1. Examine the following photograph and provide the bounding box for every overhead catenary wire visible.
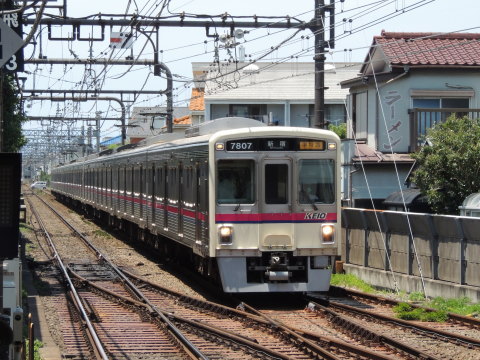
[365,45,428,299]
[23,0,441,146]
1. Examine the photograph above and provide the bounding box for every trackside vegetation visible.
[331,273,480,321]
[411,115,480,214]
[1,74,28,152]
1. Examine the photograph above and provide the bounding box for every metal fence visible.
[342,208,480,287]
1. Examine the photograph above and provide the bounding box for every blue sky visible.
[22,0,480,137]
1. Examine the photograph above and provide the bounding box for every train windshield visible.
[217,160,255,204]
[298,159,335,204]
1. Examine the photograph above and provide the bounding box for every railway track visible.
[304,289,480,359]
[26,192,389,359]
[26,192,480,359]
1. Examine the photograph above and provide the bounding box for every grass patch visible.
[25,242,36,254]
[22,287,28,300]
[94,229,111,238]
[393,302,448,322]
[25,339,43,360]
[330,273,479,320]
[330,273,376,293]
[427,297,480,317]
[20,223,35,234]
[408,291,426,302]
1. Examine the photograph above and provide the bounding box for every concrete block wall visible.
[342,208,480,288]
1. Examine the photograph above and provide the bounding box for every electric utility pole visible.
[24,2,334,131]
[313,0,335,129]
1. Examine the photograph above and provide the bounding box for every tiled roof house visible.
[340,31,480,209]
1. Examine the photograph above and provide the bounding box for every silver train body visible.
[51,118,341,292]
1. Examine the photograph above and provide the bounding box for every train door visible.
[119,165,124,214]
[113,164,118,213]
[167,165,178,233]
[147,164,155,227]
[108,166,112,211]
[178,163,184,236]
[181,164,195,242]
[126,165,133,216]
[139,165,144,221]
[98,166,102,205]
[260,159,293,248]
[262,159,291,213]
[161,163,168,230]
[194,163,202,242]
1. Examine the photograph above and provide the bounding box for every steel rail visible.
[306,300,440,360]
[38,194,404,359]
[331,286,480,329]
[69,271,292,360]
[238,302,341,360]
[124,268,402,360]
[40,195,297,359]
[35,194,210,360]
[311,294,480,349]
[26,196,109,360]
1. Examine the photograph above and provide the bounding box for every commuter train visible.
[51,117,341,292]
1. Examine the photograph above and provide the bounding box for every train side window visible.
[265,164,288,204]
[217,160,255,204]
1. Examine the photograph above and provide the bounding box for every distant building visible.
[99,135,123,148]
[126,106,191,143]
[190,61,362,126]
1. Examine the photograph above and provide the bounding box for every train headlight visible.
[321,224,335,244]
[218,225,233,244]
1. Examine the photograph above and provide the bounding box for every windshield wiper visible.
[300,190,318,211]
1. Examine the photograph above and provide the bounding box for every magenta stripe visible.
[216,212,337,223]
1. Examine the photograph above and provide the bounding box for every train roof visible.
[53,117,339,170]
[53,118,266,168]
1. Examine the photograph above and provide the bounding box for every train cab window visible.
[298,159,335,204]
[217,160,255,204]
[265,164,288,204]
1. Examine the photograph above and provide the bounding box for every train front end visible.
[210,127,341,293]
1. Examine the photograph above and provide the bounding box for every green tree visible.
[2,74,28,152]
[411,116,480,214]
[328,122,347,139]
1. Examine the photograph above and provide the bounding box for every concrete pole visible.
[314,0,326,129]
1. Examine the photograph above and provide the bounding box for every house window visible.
[307,104,347,127]
[412,97,470,148]
[412,98,469,109]
[413,97,470,124]
[325,104,347,125]
[352,91,368,139]
[229,104,266,121]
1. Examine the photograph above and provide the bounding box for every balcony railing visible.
[409,108,480,152]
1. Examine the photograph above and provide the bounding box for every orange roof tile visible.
[189,88,205,111]
[173,115,191,125]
